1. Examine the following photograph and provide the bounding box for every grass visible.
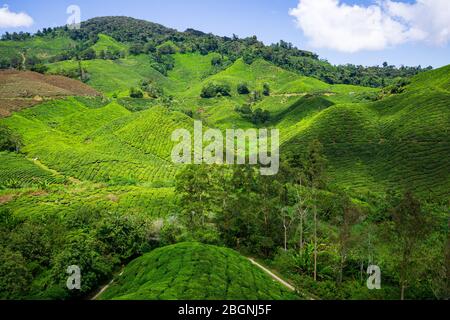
[91,34,128,55]
[99,242,299,300]
[47,55,171,96]
[0,35,76,61]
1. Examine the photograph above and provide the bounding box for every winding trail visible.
[91,269,124,300]
[247,257,317,300]
[247,258,295,291]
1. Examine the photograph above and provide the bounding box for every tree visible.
[263,83,270,96]
[175,165,217,232]
[144,41,157,53]
[303,139,328,281]
[237,82,250,95]
[95,212,149,260]
[211,56,223,67]
[251,108,270,125]
[389,191,432,300]
[334,194,361,284]
[292,188,310,251]
[129,87,144,98]
[280,206,295,251]
[304,139,327,189]
[157,42,177,55]
[129,43,144,55]
[200,83,231,98]
[0,247,32,299]
[80,48,96,60]
[51,231,112,296]
[30,63,49,74]
[0,125,23,152]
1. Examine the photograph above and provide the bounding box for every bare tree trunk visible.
[314,204,317,281]
[283,220,287,251]
[360,261,364,284]
[401,283,405,300]
[299,214,303,250]
[338,255,344,284]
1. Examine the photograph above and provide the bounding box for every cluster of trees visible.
[2,16,430,87]
[0,125,23,152]
[200,82,231,98]
[129,87,144,99]
[140,79,164,98]
[45,16,428,88]
[0,206,155,299]
[168,140,447,300]
[128,79,166,99]
[1,32,32,41]
[235,104,271,125]
[0,54,48,73]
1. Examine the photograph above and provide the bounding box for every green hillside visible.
[0,16,448,301]
[280,66,450,197]
[91,34,128,55]
[99,242,298,300]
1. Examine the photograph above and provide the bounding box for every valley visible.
[0,16,448,301]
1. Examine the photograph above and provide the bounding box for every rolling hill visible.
[98,242,298,300]
[0,16,448,301]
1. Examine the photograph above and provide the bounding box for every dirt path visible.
[91,269,124,300]
[29,158,81,184]
[247,258,296,291]
[248,258,317,300]
[20,52,26,70]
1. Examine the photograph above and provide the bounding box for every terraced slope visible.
[281,66,450,197]
[99,242,298,300]
[2,57,448,198]
[1,100,189,184]
[0,35,75,61]
[47,55,171,96]
[0,152,64,189]
[92,34,128,55]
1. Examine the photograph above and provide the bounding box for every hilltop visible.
[98,242,298,300]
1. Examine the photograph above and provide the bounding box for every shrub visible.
[263,83,270,96]
[157,42,177,55]
[30,63,49,74]
[200,83,231,98]
[237,82,250,95]
[129,43,144,55]
[211,56,223,67]
[0,125,23,152]
[129,87,144,98]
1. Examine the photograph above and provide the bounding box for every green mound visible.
[99,242,298,300]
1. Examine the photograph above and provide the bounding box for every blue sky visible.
[1,0,449,68]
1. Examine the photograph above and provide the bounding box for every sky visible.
[1,0,449,68]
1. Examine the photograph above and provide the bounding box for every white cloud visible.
[289,0,450,53]
[0,4,34,28]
